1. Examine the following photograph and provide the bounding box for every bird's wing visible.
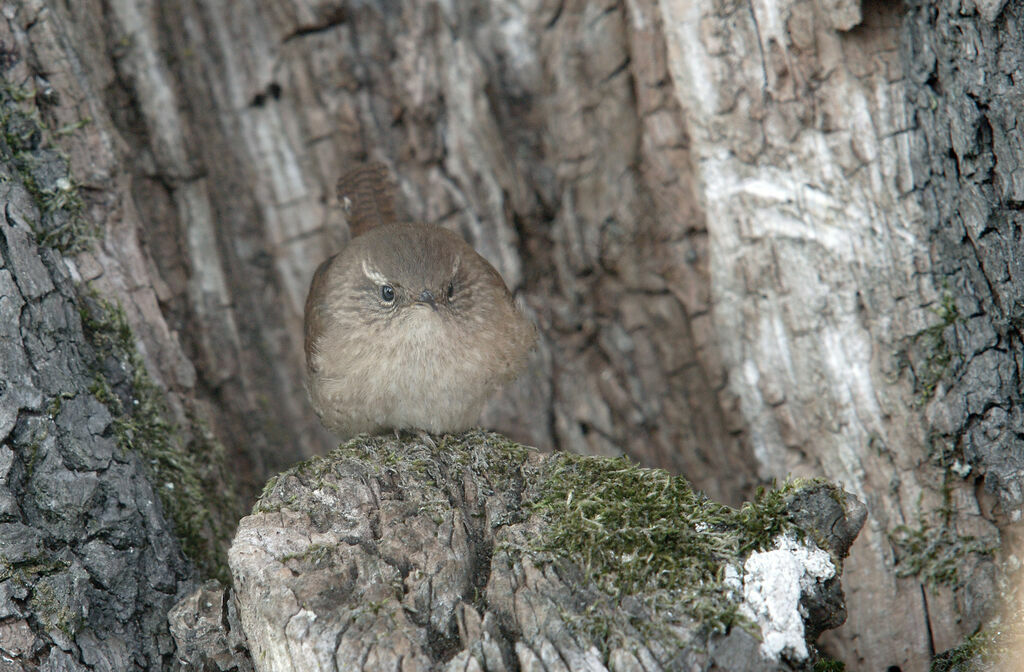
[304,255,336,372]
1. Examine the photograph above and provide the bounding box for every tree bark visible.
[0,123,193,668]
[60,0,760,504]
[656,2,1001,669]
[0,0,1019,670]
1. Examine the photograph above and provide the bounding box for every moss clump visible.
[253,434,837,652]
[896,292,963,403]
[79,288,239,583]
[930,629,1002,671]
[890,511,995,588]
[890,434,996,589]
[529,452,814,634]
[29,576,83,638]
[279,543,333,567]
[0,82,96,253]
[0,555,70,584]
[255,430,533,516]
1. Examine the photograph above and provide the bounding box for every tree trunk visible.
[657,1,1006,669]
[0,0,1018,670]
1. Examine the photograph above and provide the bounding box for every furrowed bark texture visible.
[0,4,237,668]
[902,0,1024,659]
[1,0,1019,671]
[904,3,1024,529]
[0,133,191,668]
[60,0,756,505]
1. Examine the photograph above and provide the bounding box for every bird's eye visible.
[447,281,455,300]
[380,284,395,303]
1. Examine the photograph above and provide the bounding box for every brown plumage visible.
[336,162,398,237]
[303,165,536,438]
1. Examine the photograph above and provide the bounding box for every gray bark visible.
[898,0,1024,662]
[167,580,253,672]
[0,139,191,667]
[904,2,1024,528]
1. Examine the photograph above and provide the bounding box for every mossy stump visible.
[173,432,866,672]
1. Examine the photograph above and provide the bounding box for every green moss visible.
[45,396,62,418]
[3,108,41,150]
[0,555,69,584]
[890,510,995,588]
[279,543,333,567]
[890,433,996,589]
[0,78,96,252]
[29,578,82,638]
[79,287,239,583]
[814,657,846,671]
[0,81,34,103]
[54,118,92,136]
[256,430,532,516]
[23,440,41,479]
[256,473,281,505]
[254,434,831,648]
[930,629,1000,671]
[18,156,92,253]
[528,452,813,635]
[897,292,963,403]
[253,449,329,515]
[887,292,992,593]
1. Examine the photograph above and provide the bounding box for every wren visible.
[303,164,536,439]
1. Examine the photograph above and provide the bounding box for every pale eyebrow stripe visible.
[361,260,390,286]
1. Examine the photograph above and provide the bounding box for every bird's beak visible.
[416,289,437,311]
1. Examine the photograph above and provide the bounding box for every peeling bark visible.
[659,1,1006,669]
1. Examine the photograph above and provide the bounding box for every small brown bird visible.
[304,163,536,439]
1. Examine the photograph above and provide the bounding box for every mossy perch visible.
[172,433,866,672]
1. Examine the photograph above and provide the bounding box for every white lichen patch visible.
[738,534,835,661]
[723,564,743,596]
